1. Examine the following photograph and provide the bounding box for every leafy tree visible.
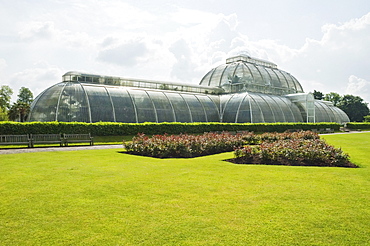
[8,102,30,122]
[0,107,9,121]
[364,115,370,122]
[17,87,34,105]
[313,90,324,100]
[337,95,369,122]
[8,87,34,122]
[324,92,341,106]
[0,85,13,110]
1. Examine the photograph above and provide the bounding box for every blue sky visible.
[1,0,370,103]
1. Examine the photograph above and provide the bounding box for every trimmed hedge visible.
[346,122,370,130]
[0,121,341,136]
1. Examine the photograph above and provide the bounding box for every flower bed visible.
[123,131,357,167]
[231,138,357,168]
[123,131,253,158]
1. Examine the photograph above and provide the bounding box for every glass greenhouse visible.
[28,54,350,124]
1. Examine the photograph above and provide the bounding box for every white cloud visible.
[346,75,370,103]
[18,21,56,41]
[272,12,370,97]
[97,39,149,67]
[0,58,7,72]
[1,1,369,107]
[171,8,220,26]
[10,63,63,102]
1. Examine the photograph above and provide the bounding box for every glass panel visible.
[253,94,275,122]
[248,95,264,123]
[166,93,191,122]
[57,83,90,122]
[199,69,214,86]
[85,85,113,122]
[106,87,136,123]
[222,94,244,123]
[220,64,238,89]
[266,95,286,122]
[264,68,282,93]
[180,94,206,122]
[255,66,272,86]
[244,63,264,86]
[315,101,332,122]
[208,64,227,87]
[274,70,289,89]
[314,102,326,122]
[235,94,251,123]
[291,76,304,93]
[271,96,295,122]
[29,83,64,122]
[148,91,175,122]
[127,90,156,123]
[281,71,297,93]
[283,97,303,122]
[332,106,350,123]
[196,95,220,122]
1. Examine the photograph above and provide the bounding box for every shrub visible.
[346,122,370,130]
[124,131,251,158]
[0,121,341,136]
[232,137,357,168]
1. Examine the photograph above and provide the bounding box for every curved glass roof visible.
[220,92,304,123]
[29,82,220,123]
[29,81,349,124]
[199,54,304,95]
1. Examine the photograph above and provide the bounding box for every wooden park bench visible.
[318,128,334,134]
[0,134,32,147]
[63,133,93,146]
[30,134,63,147]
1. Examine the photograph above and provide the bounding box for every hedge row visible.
[346,122,370,130]
[0,121,341,136]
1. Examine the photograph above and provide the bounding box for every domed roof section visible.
[199,54,304,95]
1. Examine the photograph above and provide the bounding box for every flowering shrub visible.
[124,130,356,167]
[259,131,320,143]
[123,131,251,158]
[233,138,357,168]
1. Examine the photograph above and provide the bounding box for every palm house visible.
[28,54,350,124]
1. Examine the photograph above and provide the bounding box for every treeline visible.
[0,121,343,136]
[0,85,33,122]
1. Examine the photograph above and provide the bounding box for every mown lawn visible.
[0,132,369,245]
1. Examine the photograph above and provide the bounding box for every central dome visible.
[199,54,304,95]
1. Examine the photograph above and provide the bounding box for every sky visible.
[1,0,370,103]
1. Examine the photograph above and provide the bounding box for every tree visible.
[364,115,370,122]
[17,87,33,105]
[8,102,31,122]
[337,95,369,122]
[313,90,324,100]
[324,92,341,106]
[0,107,9,121]
[8,87,34,122]
[0,85,13,110]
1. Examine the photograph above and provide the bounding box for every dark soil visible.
[225,156,359,168]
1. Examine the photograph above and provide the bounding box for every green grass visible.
[1,133,370,245]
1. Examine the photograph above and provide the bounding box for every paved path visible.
[0,144,123,155]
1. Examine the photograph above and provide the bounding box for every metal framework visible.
[29,54,350,124]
